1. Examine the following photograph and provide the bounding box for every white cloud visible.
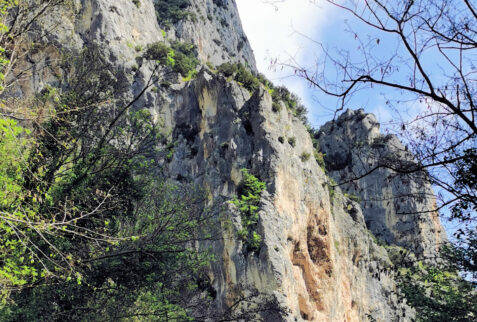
[236,0,333,117]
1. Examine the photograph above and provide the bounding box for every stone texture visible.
[13,0,449,320]
[317,109,447,258]
[165,0,257,70]
[155,72,414,321]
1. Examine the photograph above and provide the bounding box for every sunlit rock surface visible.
[15,0,449,320]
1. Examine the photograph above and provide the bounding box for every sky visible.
[235,0,467,237]
[235,0,417,128]
[236,0,337,126]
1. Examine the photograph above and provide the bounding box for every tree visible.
[281,0,476,319]
[0,0,67,93]
[0,2,217,314]
[0,2,288,319]
[286,0,476,244]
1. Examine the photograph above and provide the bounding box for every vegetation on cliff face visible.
[215,62,308,123]
[154,0,193,29]
[144,40,199,80]
[0,45,216,319]
[0,3,215,314]
[1,0,474,320]
[231,169,266,252]
[0,2,285,319]
[285,0,476,319]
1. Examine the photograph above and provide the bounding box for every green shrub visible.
[155,0,192,28]
[144,42,172,63]
[217,63,260,93]
[392,245,477,321]
[231,169,266,252]
[171,42,199,78]
[267,86,308,122]
[250,232,262,250]
[288,137,296,147]
[313,149,326,171]
[300,152,311,162]
[217,62,238,77]
[344,193,361,203]
[235,64,260,92]
[170,41,195,56]
[215,63,308,117]
[206,61,216,71]
[173,51,198,77]
[144,41,199,78]
[328,177,337,201]
[257,73,273,89]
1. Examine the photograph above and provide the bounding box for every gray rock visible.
[12,1,449,320]
[318,109,447,258]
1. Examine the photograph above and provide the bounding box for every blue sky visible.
[236,0,426,128]
[235,0,466,237]
[236,0,337,126]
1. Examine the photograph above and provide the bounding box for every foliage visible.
[234,64,260,93]
[313,149,326,171]
[451,148,477,224]
[231,169,266,252]
[217,62,260,93]
[300,152,311,162]
[270,86,307,123]
[1,181,214,321]
[154,0,192,29]
[0,118,35,302]
[390,245,477,322]
[217,62,238,77]
[0,47,214,320]
[145,42,173,64]
[344,193,361,203]
[216,63,308,122]
[144,41,199,78]
[327,177,337,201]
[170,41,199,79]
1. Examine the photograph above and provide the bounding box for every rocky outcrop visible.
[156,71,414,321]
[13,0,447,320]
[317,109,447,258]
[164,0,257,70]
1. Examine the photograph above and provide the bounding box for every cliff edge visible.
[7,0,448,320]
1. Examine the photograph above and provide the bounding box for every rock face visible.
[317,109,447,258]
[162,71,414,321]
[16,0,447,321]
[164,0,257,70]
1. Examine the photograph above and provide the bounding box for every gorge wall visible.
[15,0,447,320]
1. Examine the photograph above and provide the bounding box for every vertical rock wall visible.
[158,73,415,321]
[13,1,447,320]
[318,109,447,258]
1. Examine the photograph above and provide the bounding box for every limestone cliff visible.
[12,0,447,321]
[317,109,447,258]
